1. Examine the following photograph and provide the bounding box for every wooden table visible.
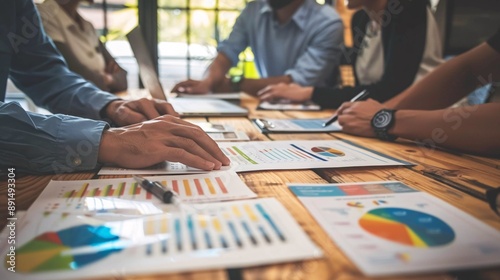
[1,94,500,280]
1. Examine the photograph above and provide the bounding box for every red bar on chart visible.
[194,179,204,195]
[215,177,228,194]
[172,180,179,194]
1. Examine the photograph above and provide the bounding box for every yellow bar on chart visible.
[160,217,168,234]
[76,183,89,199]
[232,206,242,217]
[199,215,208,229]
[144,218,156,235]
[243,204,258,221]
[205,178,216,195]
[212,218,222,232]
[116,182,125,197]
[183,180,192,196]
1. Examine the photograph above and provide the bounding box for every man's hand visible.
[337,99,385,137]
[257,83,313,102]
[98,115,231,171]
[104,98,179,126]
[171,79,212,94]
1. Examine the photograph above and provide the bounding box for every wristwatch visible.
[371,109,397,141]
[230,74,243,92]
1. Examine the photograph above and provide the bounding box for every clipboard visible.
[252,118,342,133]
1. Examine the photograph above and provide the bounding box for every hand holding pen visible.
[133,176,182,205]
[322,90,370,127]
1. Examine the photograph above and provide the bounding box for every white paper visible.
[219,140,410,172]
[289,181,500,276]
[0,198,321,279]
[207,131,250,141]
[99,140,409,175]
[188,121,236,133]
[254,118,341,132]
[177,92,243,100]
[258,100,321,111]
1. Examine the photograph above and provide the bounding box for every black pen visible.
[133,176,181,205]
[322,89,370,127]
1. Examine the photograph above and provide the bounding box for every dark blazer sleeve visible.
[311,0,429,108]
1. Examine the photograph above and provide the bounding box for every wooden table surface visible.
[1,94,499,280]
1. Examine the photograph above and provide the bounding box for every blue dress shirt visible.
[217,0,343,87]
[0,0,119,174]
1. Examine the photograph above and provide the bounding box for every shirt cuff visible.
[284,69,307,86]
[53,117,109,173]
[216,46,240,67]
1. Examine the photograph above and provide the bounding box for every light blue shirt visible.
[0,0,119,174]
[217,0,343,87]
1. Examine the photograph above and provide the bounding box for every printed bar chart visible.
[40,171,256,209]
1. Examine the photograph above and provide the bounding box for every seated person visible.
[336,29,500,157]
[1,0,229,174]
[258,0,443,108]
[171,0,343,95]
[37,0,127,93]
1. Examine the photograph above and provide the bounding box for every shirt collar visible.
[259,0,312,31]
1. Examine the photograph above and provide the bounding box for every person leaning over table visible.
[258,0,443,108]
[171,0,343,96]
[336,28,500,157]
[0,0,230,174]
[37,0,128,93]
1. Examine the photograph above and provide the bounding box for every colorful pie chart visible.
[359,208,455,247]
[12,224,123,273]
[311,146,345,157]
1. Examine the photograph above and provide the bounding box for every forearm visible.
[204,53,233,89]
[390,43,500,110]
[241,76,292,95]
[390,104,500,156]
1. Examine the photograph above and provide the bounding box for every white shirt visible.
[37,0,106,78]
[355,7,443,85]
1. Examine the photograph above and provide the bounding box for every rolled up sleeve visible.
[216,6,250,67]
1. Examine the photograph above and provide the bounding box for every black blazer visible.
[311,0,430,108]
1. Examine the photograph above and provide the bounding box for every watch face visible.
[373,110,393,128]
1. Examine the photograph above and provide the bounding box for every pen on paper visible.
[133,176,182,205]
[322,89,370,127]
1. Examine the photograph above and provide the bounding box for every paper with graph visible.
[220,140,411,172]
[99,140,410,175]
[0,197,321,279]
[289,181,500,276]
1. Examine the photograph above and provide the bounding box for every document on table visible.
[99,140,411,175]
[0,197,321,280]
[34,171,256,205]
[220,140,411,172]
[253,118,341,133]
[289,181,500,276]
[257,100,321,111]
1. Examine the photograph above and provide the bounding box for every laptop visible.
[126,27,248,117]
